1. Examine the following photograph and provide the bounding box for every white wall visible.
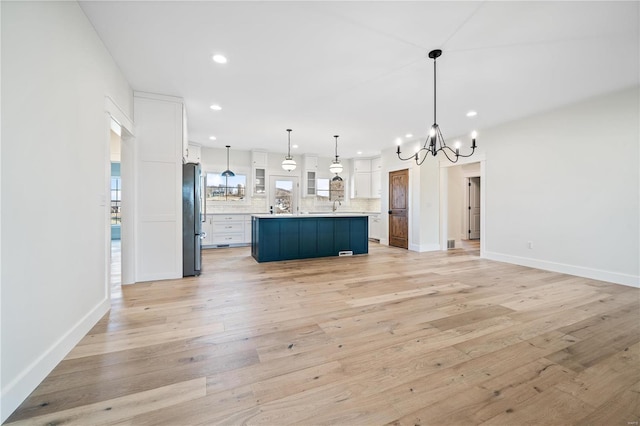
[380,87,639,286]
[482,87,639,286]
[1,2,133,421]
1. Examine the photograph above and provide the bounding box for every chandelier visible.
[397,49,477,165]
[281,129,297,171]
[329,135,343,181]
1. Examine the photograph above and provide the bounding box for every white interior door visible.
[270,176,299,214]
[468,177,481,239]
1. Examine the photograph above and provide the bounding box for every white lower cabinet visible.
[369,214,381,240]
[203,214,251,247]
[244,216,252,244]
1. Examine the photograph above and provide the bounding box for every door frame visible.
[269,174,300,215]
[105,96,135,293]
[439,155,486,256]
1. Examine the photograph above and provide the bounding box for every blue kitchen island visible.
[251,214,368,262]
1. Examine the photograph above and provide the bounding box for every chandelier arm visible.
[397,148,421,162]
[435,127,446,151]
[440,146,459,163]
[456,147,477,158]
[415,148,429,166]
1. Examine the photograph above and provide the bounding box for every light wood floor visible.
[6,243,640,425]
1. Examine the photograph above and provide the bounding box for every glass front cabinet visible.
[252,150,267,196]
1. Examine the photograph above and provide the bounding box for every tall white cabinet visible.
[133,92,186,281]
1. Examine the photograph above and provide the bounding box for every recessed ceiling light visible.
[466,110,477,117]
[405,133,413,138]
[292,144,298,149]
[210,104,222,111]
[209,136,217,140]
[212,54,227,64]
[357,151,363,155]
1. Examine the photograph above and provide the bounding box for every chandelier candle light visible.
[397,49,477,165]
[329,135,343,181]
[281,129,297,172]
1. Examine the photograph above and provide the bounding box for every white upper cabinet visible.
[303,154,318,171]
[371,157,382,198]
[351,157,381,199]
[185,143,201,163]
[252,150,267,167]
[353,158,371,173]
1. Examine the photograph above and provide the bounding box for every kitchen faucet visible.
[332,200,341,212]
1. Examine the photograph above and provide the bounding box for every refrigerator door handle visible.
[199,232,207,239]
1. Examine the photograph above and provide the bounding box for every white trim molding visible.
[484,250,639,288]
[1,298,110,422]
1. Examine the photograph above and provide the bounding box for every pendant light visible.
[329,135,343,180]
[281,129,297,171]
[397,49,477,165]
[221,145,235,177]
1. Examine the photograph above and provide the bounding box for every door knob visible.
[388,210,392,214]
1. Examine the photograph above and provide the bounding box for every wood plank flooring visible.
[5,243,640,425]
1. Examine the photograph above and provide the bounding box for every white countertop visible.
[252,213,369,219]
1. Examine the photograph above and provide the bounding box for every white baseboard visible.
[410,243,441,253]
[484,251,640,288]
[1,298,110,423]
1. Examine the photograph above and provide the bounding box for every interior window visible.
[206,172,247,201]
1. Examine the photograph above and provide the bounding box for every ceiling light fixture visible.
[210,104,222,111]
[209,136,217,140]
[281,129,297,172]
[221,145,235,177]
[329,135,343,181]
[397,49,477,165]
[466,110,477,117]
[212,54,227,64]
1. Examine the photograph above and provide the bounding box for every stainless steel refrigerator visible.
[183,163,203,276]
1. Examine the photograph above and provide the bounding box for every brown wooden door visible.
[389,169,408,249]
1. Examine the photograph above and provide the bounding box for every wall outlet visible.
[528,241,533,249]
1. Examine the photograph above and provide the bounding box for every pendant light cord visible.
[433,56,437,125]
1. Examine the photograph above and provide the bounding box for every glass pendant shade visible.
[282,157,297,171]
[329,161,343,174]
[282,129,297,171]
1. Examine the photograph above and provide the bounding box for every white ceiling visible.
[79,1,639,159]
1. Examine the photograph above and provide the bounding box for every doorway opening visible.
[109,119,122,296]
[441,159,484,256]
